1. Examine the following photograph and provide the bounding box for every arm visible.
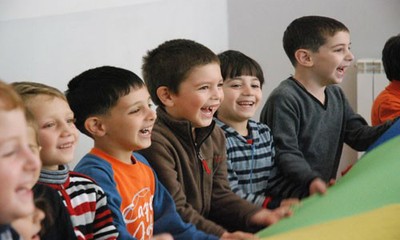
[74,158,134,240]
[261,93,320,187]
[343,93,394,151]
[151,175,219,240]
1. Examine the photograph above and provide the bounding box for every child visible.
[214,50,298,209]
[260,15,396,199]
[371,34,400,125]
[65,65,218,240]
[11,110,76,240]
[12,111,45,240]
[139,39,291,238]
[12,81,118,240]
[0,80,41,239]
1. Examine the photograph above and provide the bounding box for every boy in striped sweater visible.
[12,82,118,240]
[214,50,298,209]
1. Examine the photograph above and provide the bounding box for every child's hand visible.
[280,198,300,208]
[250,206,292,227]
[221,231,258,240]
[309,178,327,195]
[151,233,173,240]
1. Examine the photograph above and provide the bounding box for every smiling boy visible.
[260,15,395,199]
[139,39,291,239]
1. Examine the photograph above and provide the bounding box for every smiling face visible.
[310,31,354,85]
[218,75,262,124]
[167,63,224,128]
[98,86,156,155]
[27,95,79,170]
[0,109,41,224]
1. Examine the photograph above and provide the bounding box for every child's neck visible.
[218,115,249,137]
[294,72,326,104]
[94,142,133,164]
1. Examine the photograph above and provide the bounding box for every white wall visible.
[1,0,399,172]
[227,0,400,175]
[0,0,229,167]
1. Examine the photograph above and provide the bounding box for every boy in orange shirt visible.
[371,34,400,125]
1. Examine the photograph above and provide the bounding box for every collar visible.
[156,106,215,146]
[38,165,69,184]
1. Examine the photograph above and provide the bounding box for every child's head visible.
[283,15,350,67]
[11,204,45,240]
[66,66,156,152]
[382,34,400,82]
[0,80,41,224]
[217,50,264,123]
[143,39,223,128]
[12,82,79,170]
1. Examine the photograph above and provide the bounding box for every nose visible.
[146,106,157,122]
[242,83,253,96]
[23,144,42,173]
[60,121,75,137]
[212,84,224,102]
[346,49,354,62]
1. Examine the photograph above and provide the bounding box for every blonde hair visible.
[0,80,25,111]
[12,81,66,103]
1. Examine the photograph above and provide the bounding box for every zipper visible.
[197,150,211,175]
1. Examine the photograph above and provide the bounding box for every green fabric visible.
[258,135,400,238]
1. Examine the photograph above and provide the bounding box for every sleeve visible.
[74,158,133,240]
[151,174,219,240]
[139,134,227,237]
[261,92,320,186]
[342,93,395,151]
[373,96,400,125]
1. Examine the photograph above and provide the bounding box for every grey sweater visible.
[260,77,393,199]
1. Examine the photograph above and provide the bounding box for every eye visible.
[129,108,140,114]
[251,83,261,89]
[67,118,76,124]
[42,122,56,129]
[0,145,20,158]
[199,85,209,90]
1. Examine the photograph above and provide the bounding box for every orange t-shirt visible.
[90,148,155,239]
[371,80,400,126]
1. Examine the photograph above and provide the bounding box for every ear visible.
[84,116,106,137]
[294,49,314,67]
[156,86,175,107]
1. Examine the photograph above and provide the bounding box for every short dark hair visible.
[382,34,400,81]
[218,50,264,87]
[142,39,219,107]
[65,66,145,137]
[283,15,349,66]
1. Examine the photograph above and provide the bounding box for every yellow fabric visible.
[262,204,400,240]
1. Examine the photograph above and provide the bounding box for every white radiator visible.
[356,59,387,125]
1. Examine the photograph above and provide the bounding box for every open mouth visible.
[139,127,151,136]
[238,101,255,107]
[57,142,74,149]
[337,65,347,74]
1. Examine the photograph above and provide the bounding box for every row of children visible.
[1,15,399,240]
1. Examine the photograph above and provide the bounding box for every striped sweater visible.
[38,165,118,240]
[214,118,281,209]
